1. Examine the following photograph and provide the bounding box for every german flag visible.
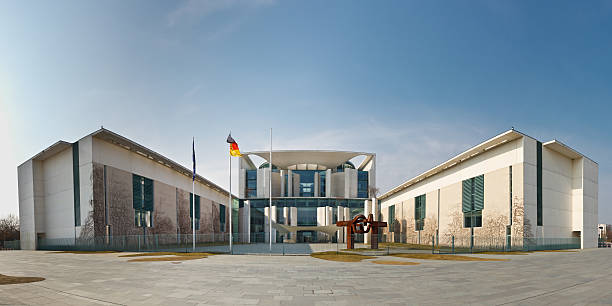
[226,134,242,157]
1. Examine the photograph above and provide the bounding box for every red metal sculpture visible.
[336,214,387,249]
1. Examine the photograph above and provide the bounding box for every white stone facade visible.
[379,130,598,249]
[18,129,230,250]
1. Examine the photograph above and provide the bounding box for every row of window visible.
[387,174,486,231]
[245,169,370,198]
[245,198,367,209]
[250,206,364,233]
[131,174,226,232]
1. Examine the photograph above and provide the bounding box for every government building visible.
[18,128,231,250]
[236,150,376,244]
[379,129,598,249]
[17,128,598,250]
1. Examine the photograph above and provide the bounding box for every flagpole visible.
[269,128,272,253]
[192,137,196,252]
[229,149,233,254]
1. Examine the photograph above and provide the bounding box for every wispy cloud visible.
[268,120,486,194]
[167,0,276,27]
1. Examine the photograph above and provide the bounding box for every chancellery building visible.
[18,128,598,250]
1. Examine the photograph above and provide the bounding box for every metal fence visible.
[1,240,20,250]
[5,232,582,254]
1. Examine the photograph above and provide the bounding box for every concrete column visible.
[372,198,378,221]
[257,169,269,198]
[314,172,320,197]
[283,207,289,225]
[264,206,277,244]
[239,200,251,243]
[317,207,325,226]
[287,170,293,197]
[325,169,332,198]
[326,206,332,226]
[280,170,286,197]
[290,206,298,242]
[239,169,246,198]
[364,200,372,244]
[345,168,358,198]
[337,206,345,243]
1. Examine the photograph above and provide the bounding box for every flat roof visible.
[243,150,374,170]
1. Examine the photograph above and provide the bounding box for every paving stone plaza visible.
[1,249,612,305]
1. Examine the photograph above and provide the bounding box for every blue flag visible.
[192,138,196,181]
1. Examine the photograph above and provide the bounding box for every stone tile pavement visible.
[1,249,611,305]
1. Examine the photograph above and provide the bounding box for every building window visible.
[297,207,317,226]
[246,170,257,198]
[135,210,152,227]
[537,141,543,226]
[319,171,326,197]
[357,171,369,198]
[189,193,201,231]
[72,142,81,226]
[462,175,484,228]
[219,204,226,232]
[463,211,482,228]
[388,205,395,232]
[276,206,285,224]
[294,170,315,197]
[415,194,426,231]
[133,174,154,227]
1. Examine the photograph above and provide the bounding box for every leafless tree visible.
[0,214,19,243]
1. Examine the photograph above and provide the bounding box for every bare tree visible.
[0,214,19,243]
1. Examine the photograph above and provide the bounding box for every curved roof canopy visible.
[244,150,373,170]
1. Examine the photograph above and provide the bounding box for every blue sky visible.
[1,0,610,222]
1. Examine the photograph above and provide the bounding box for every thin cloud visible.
[167,0,276,27]
[269,121,479,194]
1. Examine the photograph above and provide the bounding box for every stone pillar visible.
[287,170,293,197]
[337,206,345,243]
[372,198,378,221]
[239,200,251,243]
[326,169,332,198]
[283,207,289,225]
[264,206,277,244]
[239,169,246,198]
[364,200,372,244]
[280,170,286,197]
[290,206,298,242]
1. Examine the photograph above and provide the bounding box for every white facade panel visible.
[382,138,524,209]
[92,138,227,204]
[41,147,75,239]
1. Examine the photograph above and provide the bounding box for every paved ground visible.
[1,249,611,305]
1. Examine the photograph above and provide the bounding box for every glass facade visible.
[219,204,226,232]
[357,171,368,198]
[246,170,257,198]
[415,194,426,231]
[293,170,315,197]
[247,198,366,209]
[241,156,373,244]
[319,171,326,197]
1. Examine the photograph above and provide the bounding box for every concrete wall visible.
[18,160,43,249]
[41,147,75,240]
[380,135,598,248]
[382,138,524,209]
[582,158,598,248]
[92,137,227,205]
[541,146,573,238]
